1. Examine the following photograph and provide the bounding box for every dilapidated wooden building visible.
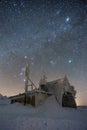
[10,74,77,108]
[9,90,52,106]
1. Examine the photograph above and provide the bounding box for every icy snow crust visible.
[0,96,87,130]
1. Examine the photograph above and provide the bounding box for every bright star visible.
[68,59,72,64]
[24,56,27,59]
[66,17,70,22]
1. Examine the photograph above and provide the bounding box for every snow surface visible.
[0,95,10,105]
[0,95,87,130]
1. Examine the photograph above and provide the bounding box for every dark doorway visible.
[62,92,77,108]
[40,85,48,92]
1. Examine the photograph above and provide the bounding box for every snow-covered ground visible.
[0,95,87,130]
[0,94,10,105]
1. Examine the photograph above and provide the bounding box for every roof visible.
[9,89,52,99]
[46,75,70,86]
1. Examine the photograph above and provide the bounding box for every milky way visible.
[0,0,87,105]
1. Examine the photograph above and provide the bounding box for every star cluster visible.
[0,0,87,105]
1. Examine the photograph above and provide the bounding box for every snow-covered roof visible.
[46,75,70,87]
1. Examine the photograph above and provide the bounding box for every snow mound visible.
[0,95,10,105]
[39,95,60,110]
[0,95,87,130]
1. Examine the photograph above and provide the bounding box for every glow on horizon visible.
[0,83,87,106]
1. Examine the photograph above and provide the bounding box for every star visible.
[19,72,23,76]
[50,60,56,66]
[66,17,70,23]
[56,10,60,15]
[13,3,17,7]
[24,56,28,59]
[68,59,72,64]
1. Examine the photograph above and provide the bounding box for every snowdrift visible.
[0,95,87,130]
[0,94,10,105]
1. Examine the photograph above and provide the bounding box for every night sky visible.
[0,0,87,105]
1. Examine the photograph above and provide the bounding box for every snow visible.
[0,94,10,105]
[0,95,87,130]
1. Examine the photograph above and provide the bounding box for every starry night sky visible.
[0,0,87,105]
